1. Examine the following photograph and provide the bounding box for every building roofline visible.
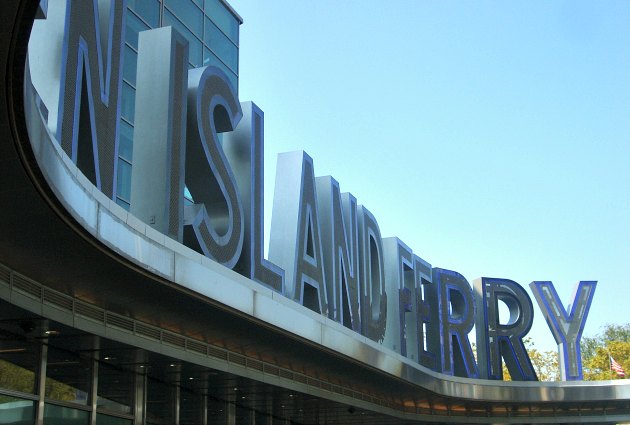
[219,0,243,24]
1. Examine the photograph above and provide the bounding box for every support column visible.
[227,398,236,425]
[35,343,47,425]
[200,392,209,425]
[88,338,100,425]
[133,358,147,425]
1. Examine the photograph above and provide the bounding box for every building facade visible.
[0,1,629,424]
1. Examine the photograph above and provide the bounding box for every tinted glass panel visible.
[0,396,34,425]
[207,399,227,425]
[119,120,133,162]
[0,338,38,395]
[115,198,130,211]
[121,82,135,123]
[146,378,174,424]
[97,361,133,414]
[116,160,132,202]
[123,45,137,86]
[44,404,89,425]
[96,413,133,425]
[125,12,150,50]
[204,18,237,72]
[203,48,237,91]
[45,347,91,405]
[165,0,203,34]
[128,0,160,28]
[179,391,204,425]
[164,10,203,67]
[184,186,194,204]
[204,0,239,44]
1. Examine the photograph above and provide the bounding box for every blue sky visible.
[230,0,630,353]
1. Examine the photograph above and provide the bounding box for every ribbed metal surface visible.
[13,274,41,298]
[279,369,293,380]
[163,332,186,348]
[106,312,134,332]
[75,301,105,321]
[263,364,279,375]
[246,358,264,372]
[43,288,73,310]
[0,264,10,284]
[228,352,247,366]
[207,345,228,361]
[135,322,161,340]
[186,339,207,355]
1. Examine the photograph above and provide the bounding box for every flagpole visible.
[608,352,626,379]
[609,354,614,380]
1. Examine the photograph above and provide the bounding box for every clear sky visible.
[230,0,630,353]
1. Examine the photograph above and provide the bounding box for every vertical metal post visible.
[172,382,181,425]
[200,392,209,425]
[89,344,100,425]
[227,396,236,425]
[35,343,47,425]
[133,364,147,425]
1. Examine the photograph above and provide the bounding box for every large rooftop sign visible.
[28,0,596,381]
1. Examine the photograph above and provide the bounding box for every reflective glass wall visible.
[116,0,241,209]
[0,334,136,425]
[0,336,38,425]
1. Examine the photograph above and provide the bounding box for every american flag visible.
[610,356,625,378]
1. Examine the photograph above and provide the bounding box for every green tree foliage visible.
[474,339,560,382]
[581,323,630,381]
[525,340,559,382]
[502,338,559,382]
[0,358,80,402]
[45,377,77,401]
[0,359,35,400]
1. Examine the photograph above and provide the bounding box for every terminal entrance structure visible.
[1,1,629,424]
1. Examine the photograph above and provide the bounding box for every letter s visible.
[184,66,243,269]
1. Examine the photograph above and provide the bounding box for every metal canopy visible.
[0,1,629,423]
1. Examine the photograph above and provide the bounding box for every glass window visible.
[127,0,160,28]
[45,347,91,405]
[204,18,237,72]
[125,12,150,50]
[206,399,227,425]
[184,186,194,204]
[44,403,89,425]
[123,46,137,87]
[203,48,237,91]
[116,198,130,211]
[164,10,203,67]
[116,160,132,203]
[97,361,133,414]
[0,338,38,395]
[0,396,34,425]
[96,413,133,425]
[146,378,174,424]
[121,82,136,123]
[179,391,204,425]
[165,0,203,35]
[235,404,251,425]
[119,120,133,162]
[204,0,239,45]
